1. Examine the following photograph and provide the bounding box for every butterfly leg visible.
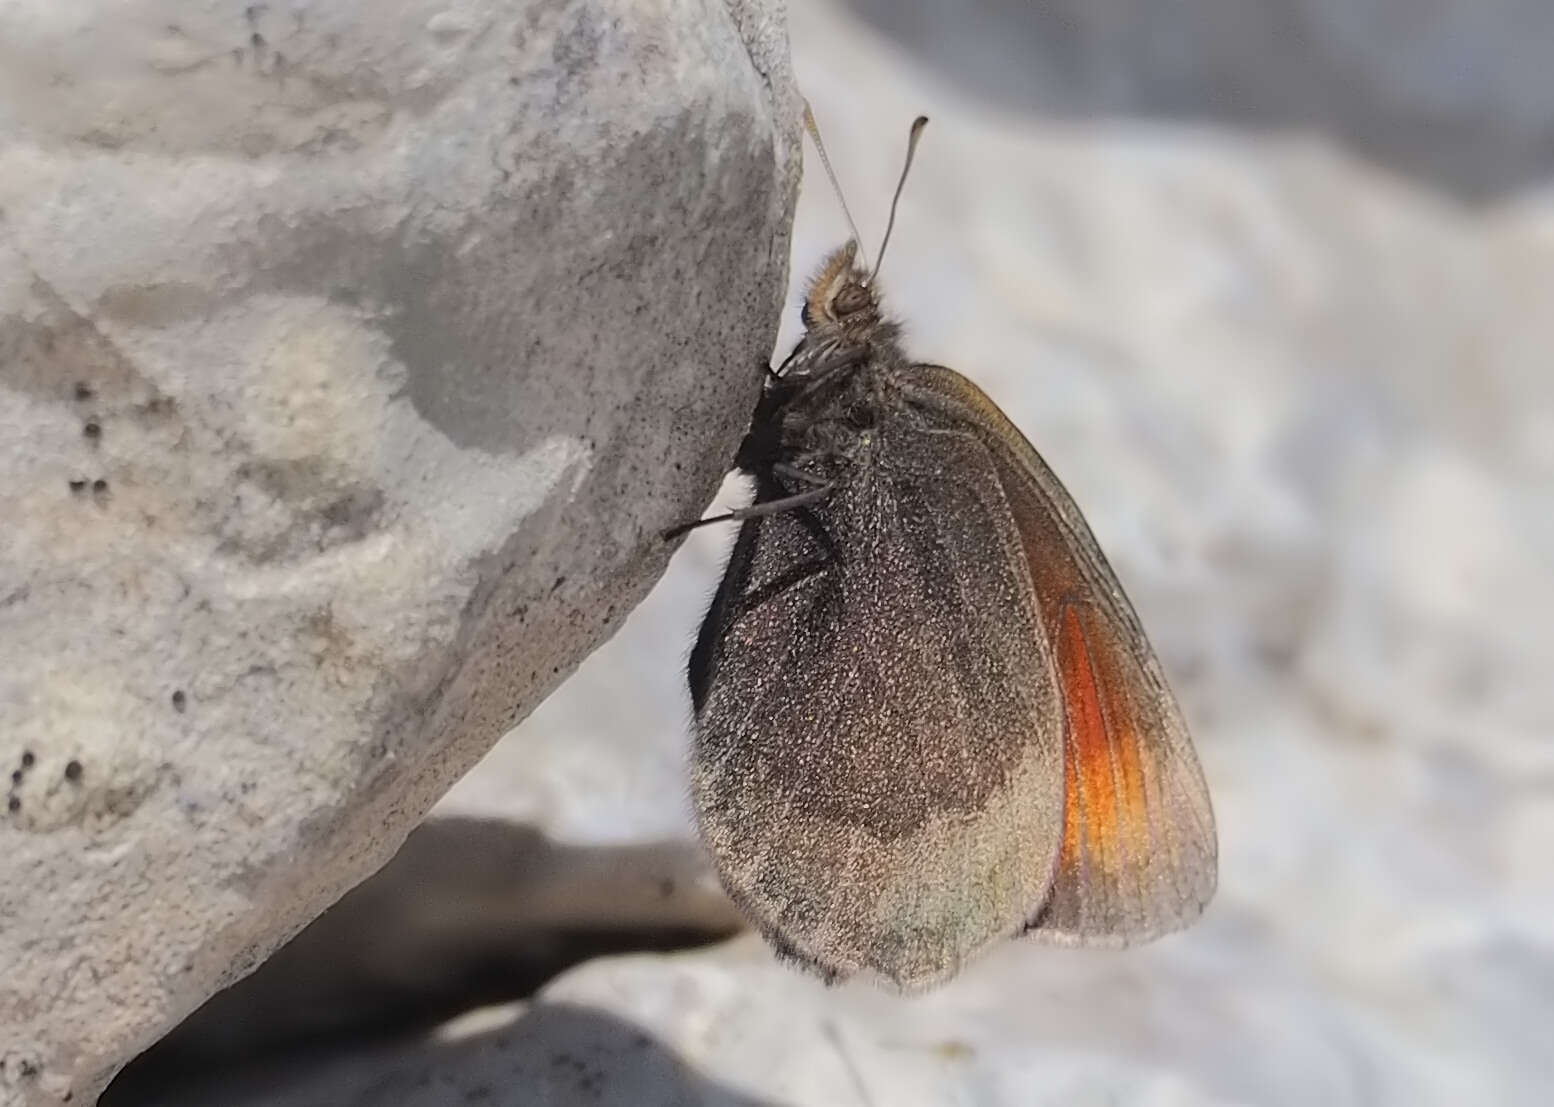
[662,480,835,541]
[662,462,836,541]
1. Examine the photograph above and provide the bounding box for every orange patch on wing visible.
[1054,605,1151,877]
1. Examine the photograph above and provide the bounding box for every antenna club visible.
[870,114,929,284]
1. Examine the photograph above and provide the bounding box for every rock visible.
[842,0,1554,202]
[0,0,799,1102]
[127,1000,786,1107]
[103,823,746,1103]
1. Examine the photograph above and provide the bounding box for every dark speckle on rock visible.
[65,760,84,783]
[172,689,187,712]
[10,769,21,785]
[7,796,19,814]
[83,420,102,440]
[92,479,109,494]
[73,382,94,401]
[68,479,88,494]
[21,750,35,768]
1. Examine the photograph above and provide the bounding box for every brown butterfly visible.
[671,110,1216,991]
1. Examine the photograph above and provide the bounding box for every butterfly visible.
[670,110,1216,991]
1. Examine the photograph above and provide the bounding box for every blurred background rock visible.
[107,0,1554,1104]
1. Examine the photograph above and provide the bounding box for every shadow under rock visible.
[104,820,745,1106]
[843,0,1554,202]
[112,1003,784,1107]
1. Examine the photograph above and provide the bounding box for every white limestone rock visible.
[0,0,799,1102]
[140,992,787,1107]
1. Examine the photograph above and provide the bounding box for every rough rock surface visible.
[102,822,745,1104]
[0,0,799,1103]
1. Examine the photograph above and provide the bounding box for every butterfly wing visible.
[896,363,1217,945]
[689,416,1067,990]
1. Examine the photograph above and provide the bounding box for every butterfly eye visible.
[833,284,870,316]
[800,302,813,327]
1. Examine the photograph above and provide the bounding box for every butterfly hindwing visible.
[897,363,1218,945]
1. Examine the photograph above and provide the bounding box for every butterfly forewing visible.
[897,364,1218,944]
[690,416,1067,990]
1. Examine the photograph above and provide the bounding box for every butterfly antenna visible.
[803,101,869,269]
[870,115,928,284]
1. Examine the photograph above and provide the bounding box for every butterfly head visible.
[801,241,885,341]
[788,111,927,369]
